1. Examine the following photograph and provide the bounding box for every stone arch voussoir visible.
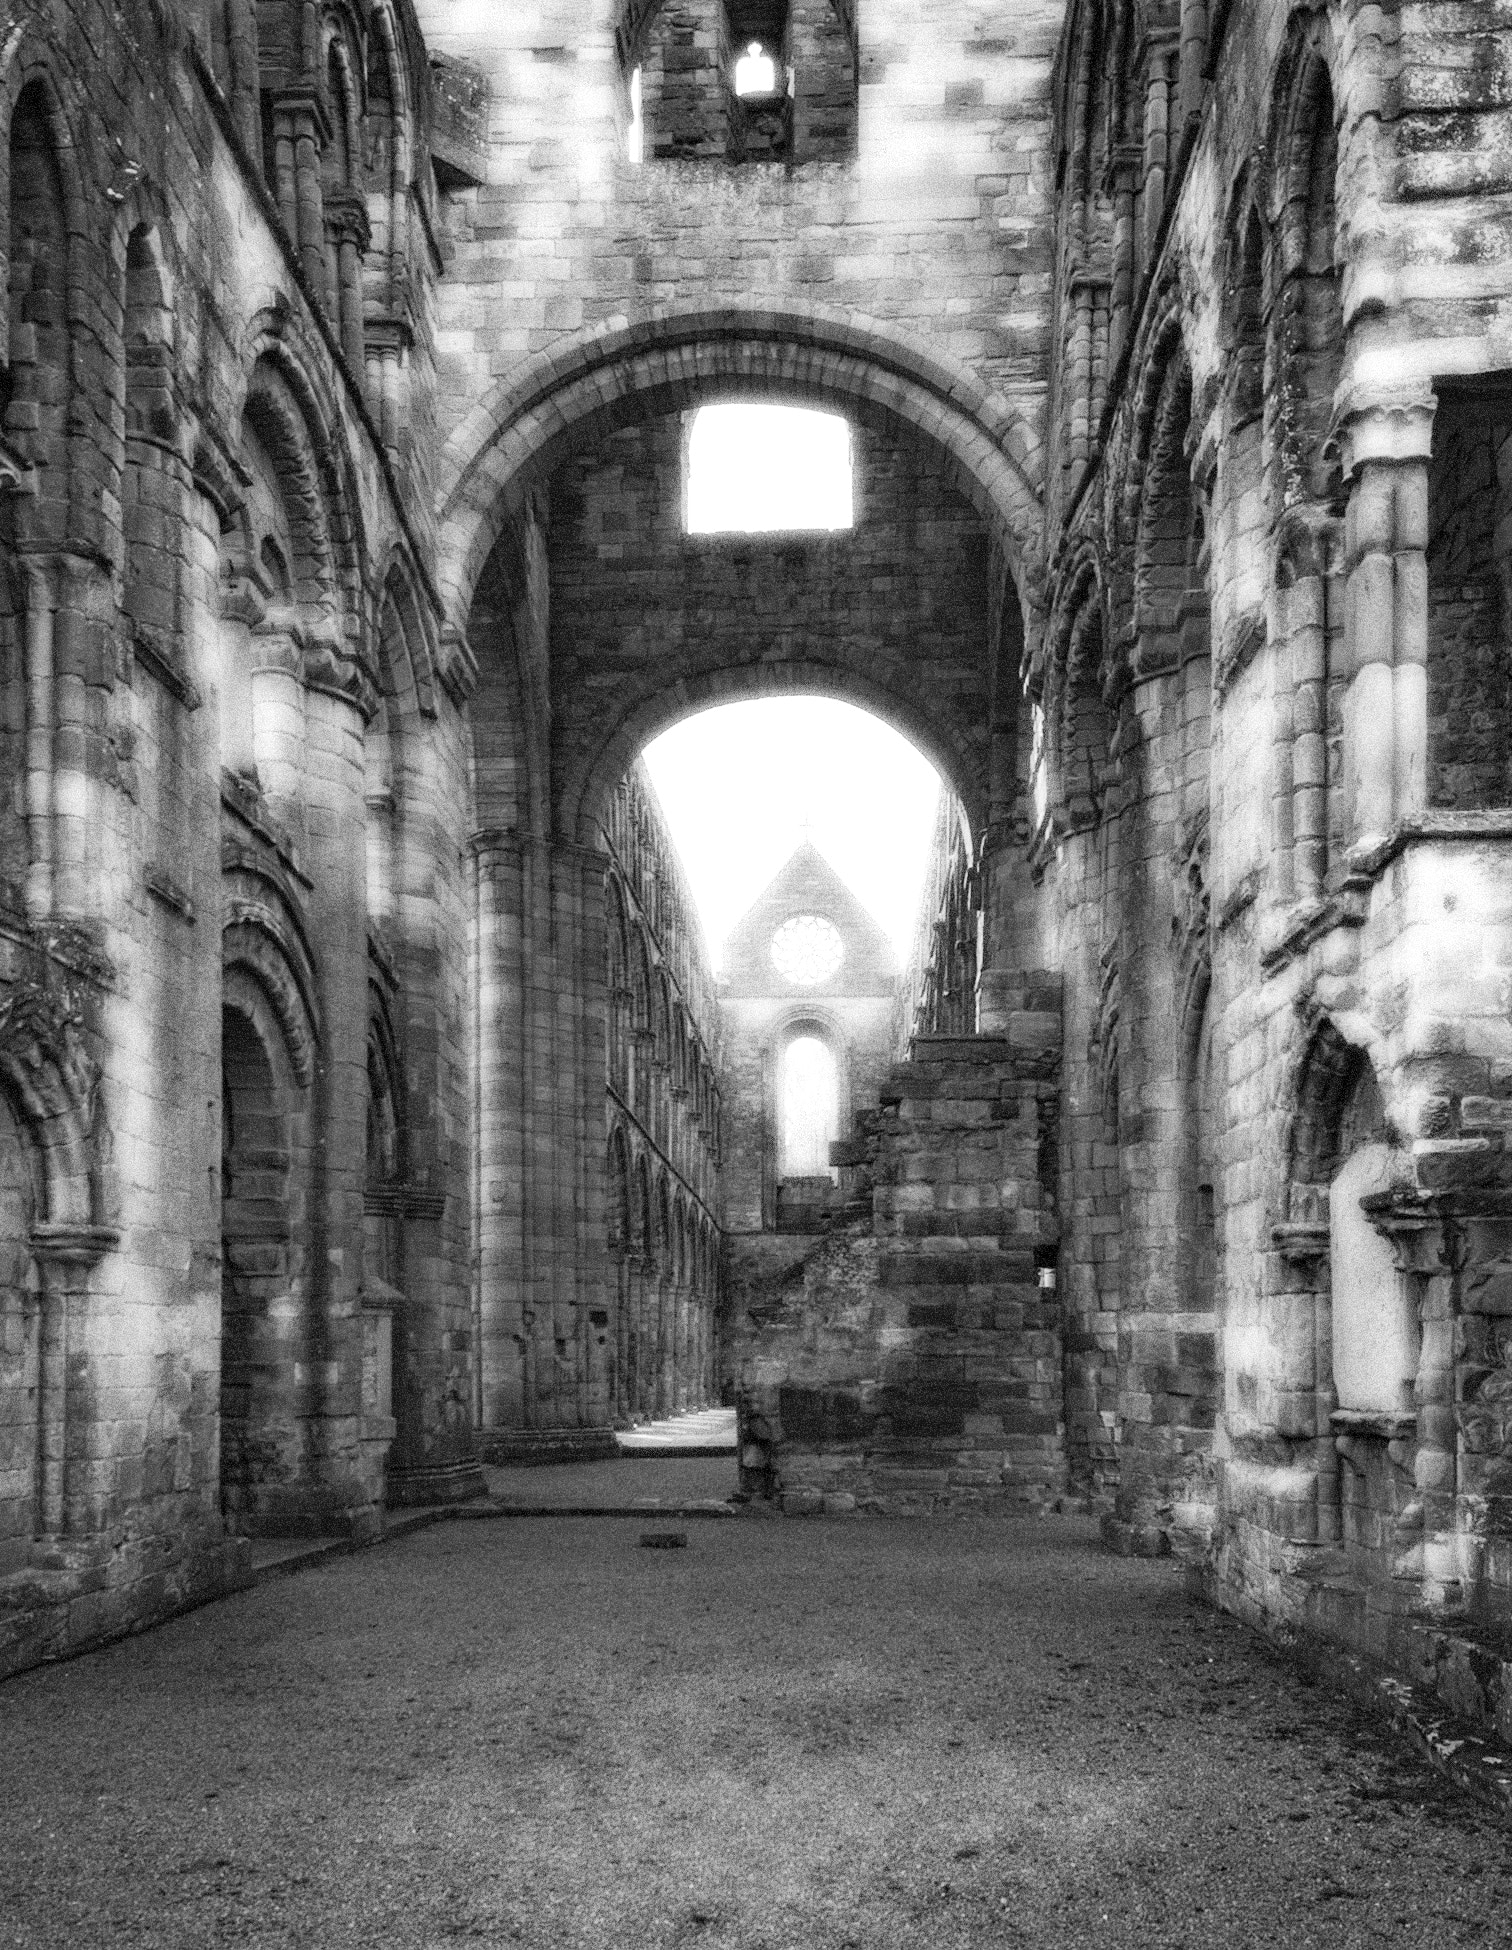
[222,905,322,1090]
[438,305,1045,626]
[0,982,99,1229]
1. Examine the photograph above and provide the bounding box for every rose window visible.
[770,914,843,986]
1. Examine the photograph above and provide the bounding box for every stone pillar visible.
[674,1279,690,1413]
[325,191,371,378]
[250,619,307,830]
[1271,516,1338,915]
[655,1273,672,1417]
[19,556,55,924]
[472,833,612,1452]
[471,829,528,1432]
[1140,42,1176,262]
[364,320,409,454]
[50,552,100,922]
[1178,0,1208,127]
[1339,394,1434,867]
[219,575,264,781]
[614,1253,630,1422]
[226,0,261,155]
[271,91,329,305]
[1109,150,1138,373]
[299,659,373,1529]
[29,1223,117,1540]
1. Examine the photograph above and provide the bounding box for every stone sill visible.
[1330,1408,1417,1442]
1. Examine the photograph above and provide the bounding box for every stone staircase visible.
[736,989,1067,1512]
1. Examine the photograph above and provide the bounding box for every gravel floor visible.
[1,1514,1508,1950]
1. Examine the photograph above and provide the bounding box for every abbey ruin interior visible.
[3,0,1512,1766]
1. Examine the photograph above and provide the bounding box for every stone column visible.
[50,551,100,922]
[655,1273,672,1417]
[364,319,410,454]
[325,192,371,378]
[1109,150,1139,374]
[471,829,528,1432]
[218,574,264,782]
[271,90,329,306]
[19,556,55,924]
[1178,0,1208,127]
[29,1223,117,1540]
[472,833,612,1444]
[1271,514,1338,914]
[299,654,373,1529]
[614,1252,630,1422]
[1339,394,1434,867]
[250,615,307,832]
[1140,42,1176,263]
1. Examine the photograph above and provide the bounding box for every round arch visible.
[568,663,975,850]
[437,302,1045,625]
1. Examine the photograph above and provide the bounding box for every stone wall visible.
[737,1017,1065,1512]
[0,0,479,1680]
[1029,0,1512,1733]
[601,763,723,1434]
[543,411,995,828]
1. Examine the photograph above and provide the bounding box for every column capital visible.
[1338,386,1436,478]
[30,1223,118,1268]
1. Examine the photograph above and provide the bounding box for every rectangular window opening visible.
[684,403,854,535]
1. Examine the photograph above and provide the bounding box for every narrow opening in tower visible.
[685,404,853,534]
[626,66,643,164]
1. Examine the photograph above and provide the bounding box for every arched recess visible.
[567,665,982,856]
[1129,337,1211,822]
[1267,18,1344,514]
[0,985,101,1231]
[219,956,314,1533]
[367,563,435,935]
[1177,958,1216,1318]
[120,219,179,644]
[0,979,109,1555]
[630,928,654,1126]
[363,4,413,339]
[437,304,1044,624]
[1052,0,1128,481]
[221,900,321,1090]
[1,68,81,544]
[219,347,354,798]
[1276,1018,1416,1559]
[0,1079,41,1572]
[768,1010,846,1231]
[1045,565,1115,839]
[1424,388,1512,811]
[320,18,368,374]
[605,873,632,1100]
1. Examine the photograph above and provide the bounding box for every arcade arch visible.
[454,322,1011,1448]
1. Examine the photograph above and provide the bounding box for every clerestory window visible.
[685,404,853,534]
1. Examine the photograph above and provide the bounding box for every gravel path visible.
[1,1514,1507,1949]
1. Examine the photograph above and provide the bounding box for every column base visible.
[384,1457,491,1506]
[478,1425,620,1466]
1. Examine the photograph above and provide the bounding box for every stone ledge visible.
[478,1426,620,1466]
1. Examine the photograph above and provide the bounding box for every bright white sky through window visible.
[686,404,853,533]
[641,697,941,969]
[734,42,777,95]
